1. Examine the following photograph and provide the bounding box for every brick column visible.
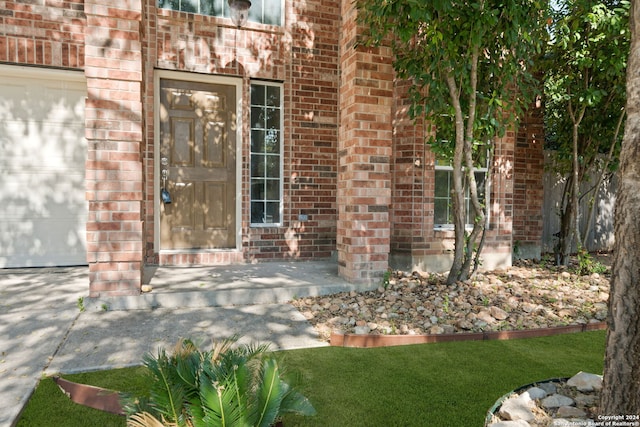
[85,1,144,296]
[513,105,544,259]
[337,0,393,284]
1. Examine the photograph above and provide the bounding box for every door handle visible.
[161,188,172,204]
[161,158,171,204]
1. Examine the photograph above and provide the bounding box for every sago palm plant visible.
[124,335,315,427]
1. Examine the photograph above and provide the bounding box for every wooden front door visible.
[159,79,236,250]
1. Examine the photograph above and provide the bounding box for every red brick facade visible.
[513,103,545,259]
[337,1,393,283]
[0,0,544,296]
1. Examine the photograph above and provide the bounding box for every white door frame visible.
[153,70,243,254]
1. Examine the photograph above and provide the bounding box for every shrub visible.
[124,336,315,427]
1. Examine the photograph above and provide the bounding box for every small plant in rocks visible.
[381,269,392,289]
[442,295,451,314]
[576,249,609,276]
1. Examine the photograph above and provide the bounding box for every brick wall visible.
[390,80,428,256]
[513,104,544,258]
[84,0,144,296]
[390,81,518,272]
[0,0,85,68]
[337,0,393,283]
[276,0,339,260]
[143,0,339,264]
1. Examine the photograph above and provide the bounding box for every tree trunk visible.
[557,174,576,266]
[445,73,467,285]
[600,0,640,414]
[570,121,582,256]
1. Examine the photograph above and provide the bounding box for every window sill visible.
[250,223,282,228]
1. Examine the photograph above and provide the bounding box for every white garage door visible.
[0,65,87,268]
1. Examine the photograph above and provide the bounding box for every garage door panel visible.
[0,66,87,268]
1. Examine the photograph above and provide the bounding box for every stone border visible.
[330,322,607,348]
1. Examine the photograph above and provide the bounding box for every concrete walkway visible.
[0,261,367,427]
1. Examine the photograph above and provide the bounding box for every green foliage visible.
[124,336,316,427]
[357,0,547,147]
[442,294,450,314]
[381,269,392,289]
[544,0,629,164]
[576,249,609,275]
[544,0,628,265]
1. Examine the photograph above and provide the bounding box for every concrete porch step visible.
[85,261,377,311]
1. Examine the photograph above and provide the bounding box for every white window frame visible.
[433,147,489,230]
[250,81,283,227]
[157,0,283,26]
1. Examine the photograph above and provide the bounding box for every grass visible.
[17,366,148,427]
[18,331,606,427]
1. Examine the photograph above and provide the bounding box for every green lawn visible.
[18,331,606,427]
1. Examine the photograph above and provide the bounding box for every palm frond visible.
[127,411,167,427]
[210,335,242,363]
[279,389,317,417]
[143,349,189,426]
[197,372,248,427]
[253,358,287,427]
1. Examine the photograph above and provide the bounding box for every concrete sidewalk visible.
[0,261,362,427]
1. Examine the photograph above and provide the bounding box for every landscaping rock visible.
[457,319,474,330]
[574,393,598,407]
[429,325,444,334]
[291,258,610,341]
[490,306,509,320]
[556,406,587,418]
[525,387,547,400]
[477,310,498,324]
[353,325,370,335]
[489,373,603,426]
[541,394,575,409]
[498,393,536,422]
[538,382,557,395]
[567,371,602,392]
[489,420,532,427]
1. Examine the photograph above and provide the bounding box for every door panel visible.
[160,79,236,250]
[204,183,227,229]
[204,120,226,168]
[171,118,195,166]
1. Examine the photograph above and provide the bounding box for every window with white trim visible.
[434,146,488,229]
[250,83,282,225]
[158,0,282,26]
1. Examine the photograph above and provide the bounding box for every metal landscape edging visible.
[483,377,569,426]
[330,321,607,348]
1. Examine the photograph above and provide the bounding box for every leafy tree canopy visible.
[357,0,547,156]
[545,0,629,172]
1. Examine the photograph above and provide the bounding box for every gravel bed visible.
[292,257,611,342]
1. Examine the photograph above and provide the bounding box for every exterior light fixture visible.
[228,0,251,27]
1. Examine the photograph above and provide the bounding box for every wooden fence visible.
[541,151,616,254]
